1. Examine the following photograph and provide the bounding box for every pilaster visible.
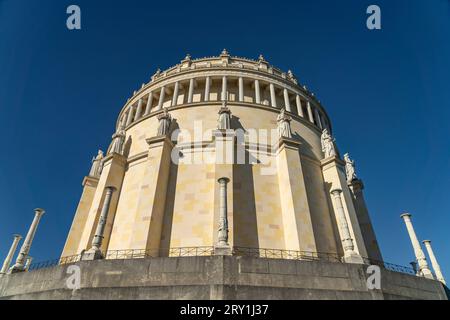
[61,176,99,257]
[128,136,174,253]
[275,137,317,253]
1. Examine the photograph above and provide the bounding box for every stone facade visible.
[61,52,383,264]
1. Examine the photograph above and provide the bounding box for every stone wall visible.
[0,256,447,300]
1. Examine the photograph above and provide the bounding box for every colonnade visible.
[119,75,330,132]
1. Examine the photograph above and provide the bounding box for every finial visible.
[184,53,191,60]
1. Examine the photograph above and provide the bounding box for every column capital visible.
[34,208,45,216]
[330,188,343,196]
[105,186,117,193]
[400,212,412,219]
[13,234,22,239]
[422,239,431,244]
[218,177,230,185]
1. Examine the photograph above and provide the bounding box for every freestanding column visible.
[215,177,231,255]
[125,106,135,126]
[400,213,433,279]
[204,76,211,102]
[172,81,180,106]
[307,101,315,123]
[270,83,277,108]
[144,92,153,115]
[239,77,244,102]
[283,88,291,112]
[83,187,116,260]
[0,234,22,274]
[254,79,261,104]
[330,189,363,263]
[296,95,304,117]
[11,209,45,273]
[135,99,145,121]
[221,76,227,101]
[157,86,166,110]
[314,109,323,129]
[188,78,195,103]
[423,240,446,284]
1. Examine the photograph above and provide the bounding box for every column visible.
[172,81,180,106]
[134,99,144,121]
[24,257,33,271]
[0,234,22,274]
[125,106,135,126]
[270,83,277,108]
[144,92,154,115]
[11,209,45,272]
[188,78,195,104]
[214,177,232,256]
[330,189,363,263]
[204,76,211,102]
[283,88,291,112]
[314,109,323,129]
[400,213,433,279]
[82,187,116,260]
[157,86,166,110]
[221,76,227,101]
[307,101,314,123]
[254,79,261,104]
[238,77,244,102]
[296,95,304,117]
[422,240,446,284]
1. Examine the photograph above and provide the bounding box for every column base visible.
[81,248,104,261]
[343,252,364,264]
[420,269,435,280]
[9,264,25,274]
[214,245,232,256]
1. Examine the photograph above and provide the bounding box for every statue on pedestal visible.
[157,108,172,136]
[321,129,337,158]
[218,101,231,130]
[109,125,126,155]
[344,153,358,183]
[89,150,104,177]
[277,108,292,139]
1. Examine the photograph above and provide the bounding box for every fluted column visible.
[125,106,135,126]
[157,86,166,110]
[217,177,230,247]
[423,240,446,284]
[270,83,277,108]
[330,189,363,263]
[254,79,261,104]
[0,234,22,274]
[188,78,195,104]
[283,89,291,112]
[400,213,433,279]
[172,81,180,106]
[204,76,211,102]
[91,187,116,254]
[221,76,228,101]
[307,101,314,123]
[239,77,244,102]
[296,95,304,117]
[144,92,153,115]
[134,99,144,121]
[11,209,45,272]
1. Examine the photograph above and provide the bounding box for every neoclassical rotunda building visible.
[3,51,446,300]
[62,50,382,263]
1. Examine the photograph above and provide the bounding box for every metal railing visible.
[27,246,417,277]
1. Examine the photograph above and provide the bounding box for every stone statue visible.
[321,129,337,158]
[218,101,231,130]
[277,108,292,139]
[221,48,229,56]
[109,125,126,155]
[258,54,265,62]
[344,153,357,183]
[157,108,172,136]
[89,150,104,177]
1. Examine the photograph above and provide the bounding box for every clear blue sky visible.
[0,0,449,277]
